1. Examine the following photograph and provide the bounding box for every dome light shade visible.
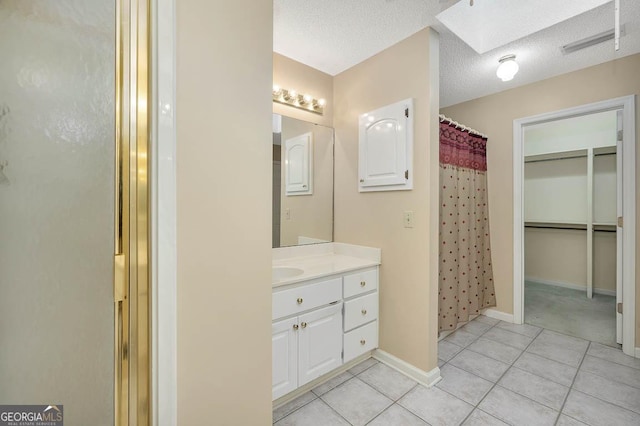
[496,54,519,82]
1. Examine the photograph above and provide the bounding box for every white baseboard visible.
[635,347,640,359]
[481,308,514,323]
[373,349,441,387]
[525,277,616,297]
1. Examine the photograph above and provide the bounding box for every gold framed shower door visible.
[115,0,151,424]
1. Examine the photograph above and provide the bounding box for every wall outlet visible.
[403,211,414,228]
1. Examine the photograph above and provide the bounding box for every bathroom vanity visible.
[272,243,381,401]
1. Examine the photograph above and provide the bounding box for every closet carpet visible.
[524,281,617,347]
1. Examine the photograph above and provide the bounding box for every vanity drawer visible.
[343,268,378,299]
[343,320,378,363]
[273,278,342,320]
[343,292,378,332]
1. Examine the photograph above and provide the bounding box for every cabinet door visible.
[285,132,313,195]
[272,317,298,400]
[358,98,413,192]
[298,303,343,387]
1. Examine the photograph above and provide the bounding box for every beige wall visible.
[442,53,640,346]
[273,53,334,127]
[334,28,440,372]
[176,1,273,424]
[279,116,334,246]
[525,229,616,293]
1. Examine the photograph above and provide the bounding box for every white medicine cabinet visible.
[358,98,414,192]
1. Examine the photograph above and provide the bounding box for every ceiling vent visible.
[562,26,624,54]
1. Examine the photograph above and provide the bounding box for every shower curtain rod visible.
[439,114,488,139]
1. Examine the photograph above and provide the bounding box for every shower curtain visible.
[439,120,496,332]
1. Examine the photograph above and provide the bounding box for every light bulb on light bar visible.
[301,94,312,105]
[272,84,281,96]
[496,54,519,82]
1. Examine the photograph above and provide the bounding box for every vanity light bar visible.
[273,84,325,115]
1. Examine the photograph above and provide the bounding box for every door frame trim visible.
[512,95,636,356]
[151,0,178,424]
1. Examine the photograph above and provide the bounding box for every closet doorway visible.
[513,96,636,356]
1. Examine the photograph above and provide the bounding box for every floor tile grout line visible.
[317,375,382,426]
[311,371,355,398]
[393,384,441,426]
[317,395,358,426]
[585,350,640,371]
[507,364,572,389]
[363,383,423,426]
[459,326,545,425]
[521,344,586,369]
[272,393,318,424]
[556,341,591,425]
[274,358,376,424]
[455,320,640,423]
[565,387,640,418]
[347,371,404,403]
[453,320,508,425]
[576,356,640,390]
[568,353,640,415]
[476,330,534,351]
[462,345,521,366]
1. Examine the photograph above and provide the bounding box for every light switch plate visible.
[403,211,414,228]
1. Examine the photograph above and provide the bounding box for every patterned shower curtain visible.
[439,121,496,332]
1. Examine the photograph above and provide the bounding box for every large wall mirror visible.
[272,114,334,248]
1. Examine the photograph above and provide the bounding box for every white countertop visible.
[272,243,381,288]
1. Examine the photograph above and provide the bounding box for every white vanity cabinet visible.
[342,267,379,362]
[272,265,379,401]
[272,304,343,400]
[272,277,343,400]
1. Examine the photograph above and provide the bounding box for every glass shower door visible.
[0,1,115,424]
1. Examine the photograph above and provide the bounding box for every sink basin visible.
[273,266,304,282]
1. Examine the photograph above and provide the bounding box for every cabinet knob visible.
[361,309,367,315]
[360,281,366,287]
[297,297,303,304]
[293,324,299,330]
[360,339,366,345]
[359,179,364,183]
[301,322,307,329]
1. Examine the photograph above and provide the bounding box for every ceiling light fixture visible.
[272,84,325,115]
[496,54,519,82]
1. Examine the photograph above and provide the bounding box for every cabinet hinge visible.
[617,130,623,142]
[405,108,409,118]
[617,302,623,314]
[405,170,409,180]
[617,216,623,228]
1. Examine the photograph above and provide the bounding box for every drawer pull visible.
[293,324,299,330]
[360,281,366,287]
[360,339,366,345]
[297,297,303,304]
[301,322,307,329]
[361,309,367,315]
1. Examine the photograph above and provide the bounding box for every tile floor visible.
[273,315,640,426]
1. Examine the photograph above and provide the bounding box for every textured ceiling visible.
[274,0,640,107]
[436,0,611,54]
